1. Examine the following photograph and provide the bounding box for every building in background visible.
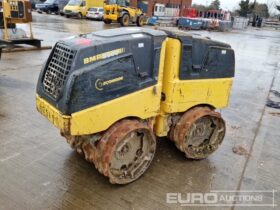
[130,0,192,16]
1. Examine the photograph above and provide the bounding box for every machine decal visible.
[138,43,144,48]
[83,48,125,64]
[95,76,124,91]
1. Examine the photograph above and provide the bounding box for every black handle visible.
[138,72,149,78]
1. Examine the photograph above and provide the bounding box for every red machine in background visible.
[181,8,197,18]
[180,8,230,21]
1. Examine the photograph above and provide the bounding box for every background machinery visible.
[36,28,235,184]
[0,0,49,54]
[63,0,103,19]
[103,0,145,26]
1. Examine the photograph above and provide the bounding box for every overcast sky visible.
[192,0,279,14]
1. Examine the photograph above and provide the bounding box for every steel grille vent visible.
[43,43,76,99]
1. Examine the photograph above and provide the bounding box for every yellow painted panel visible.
[154,113,170,137]
[36,95,71,134]
[70,85,161,135]
[103,14,118,21]
[155,37,233,136]
[161,78,233,113]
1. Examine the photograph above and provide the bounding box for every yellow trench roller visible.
[36,28,235,184]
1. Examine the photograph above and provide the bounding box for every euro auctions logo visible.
[166,190,278,207]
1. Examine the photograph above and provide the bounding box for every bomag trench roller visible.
[36,28,235,184]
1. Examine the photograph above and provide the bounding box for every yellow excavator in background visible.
[103,0,145,26]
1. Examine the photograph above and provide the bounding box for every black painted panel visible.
[179,40,235,80]
[37,28,166,114]
[69,55,140,113]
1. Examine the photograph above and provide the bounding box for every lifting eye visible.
[161,93,166,101]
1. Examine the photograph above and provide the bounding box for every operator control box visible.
[3,0,32,23]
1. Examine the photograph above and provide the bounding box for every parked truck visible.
[36,0,68,15]
[63,0,103,18]
[36,28,235,184]
[36,0,59,14]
